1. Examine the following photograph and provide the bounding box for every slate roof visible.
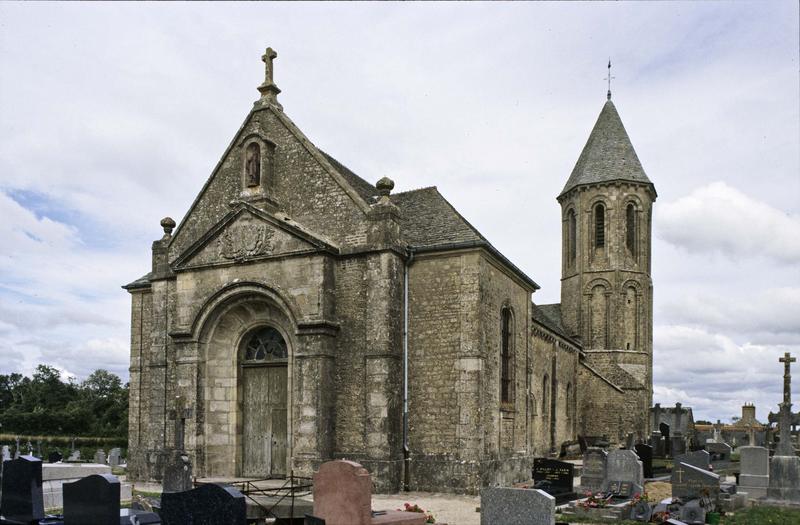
[560,100,653,197]
[532,303,572,341]
[319,151,377,203]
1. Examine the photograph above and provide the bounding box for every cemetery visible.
[1,351,798,523]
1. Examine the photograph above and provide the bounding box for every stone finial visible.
[161,217,176,236]
[376,176,394,198]
[257,46,282,108]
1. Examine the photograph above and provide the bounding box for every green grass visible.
[721,506,800,525]
[132,488,162,499]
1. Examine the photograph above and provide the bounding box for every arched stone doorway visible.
[198,292,295,478]
[240,326,288,477]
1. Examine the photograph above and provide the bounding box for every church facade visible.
[124,49,656,493]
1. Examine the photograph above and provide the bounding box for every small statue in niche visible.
[245,142,261,187]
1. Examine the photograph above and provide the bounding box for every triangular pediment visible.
[172,203,338,270]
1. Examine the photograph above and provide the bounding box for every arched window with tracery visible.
[626,203,636,255]
[243,326,287,362]
[500,307,514,404]
[594,203,606,248]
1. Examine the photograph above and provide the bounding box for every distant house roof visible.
[560,100,654,198]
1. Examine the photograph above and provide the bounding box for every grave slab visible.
[738,446,769,499]
[674,450,710,472]
[480,487,555,525]
[604,449,643,496]
[160,483,246,525]
[766,455,800,503]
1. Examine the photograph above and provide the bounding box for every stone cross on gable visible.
[168,396,193,451]
[262,47,277,84]
[257,46,282,107]
[780,352,795,404]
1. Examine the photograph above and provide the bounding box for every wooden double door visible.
[242,364,288,477]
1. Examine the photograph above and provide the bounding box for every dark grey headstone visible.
[635,444,653,478]
[0,456,45,523]
[671,435,686,456]
[675,450,710,472]
[532,458,574,495]
[63,473,120,525]
[671,462,720,500]
[162,450,193,493]
[48,451,63,464]
[766,455,800,502]
[160,483,246,525]
[480,487,555,525]
[649,432,664,457]
[580,448,606,493]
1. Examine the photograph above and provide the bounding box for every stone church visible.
[124,48,656,493]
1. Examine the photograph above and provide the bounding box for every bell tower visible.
[559,93,656,438]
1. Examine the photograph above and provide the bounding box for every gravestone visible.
[67,450,80,462]
[580,448,607,493]
[660,423,671,455]
[13,437,20,460]
[532,458,574,496]
[162,450,193,493]
[649,431,664,457]
[108,448,122,468]
[0,456,45,523]
[604,449,644,496]
[671,433,686,456]
[94,449,106,464]
[48,451,63,464]
[305,517,326,525]
[706,442,732,461]
[160,483,246,525]
[63,473,120,525]
[766,352,800,502]
[1,446,10,462]
[312,460,426,525]
[675,450,710,472]
[671,462,720,500]
[480,487,555,525]
[738,446,769,499]
[634,444,653,478]
[767,455,800,502]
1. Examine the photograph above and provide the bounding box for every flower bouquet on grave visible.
[397,502,436,523]
[579,491,612,509]
[627,491,651,507]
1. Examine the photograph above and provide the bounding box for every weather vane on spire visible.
[604,59,615,100]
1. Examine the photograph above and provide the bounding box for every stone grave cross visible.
[780,352,795,405]
[168,396,193,451]
[775,352,798,456]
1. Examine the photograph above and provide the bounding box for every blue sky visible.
[0,1,798,423]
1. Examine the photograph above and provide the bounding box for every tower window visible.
[567,209,577,266]
[501,307,513,404]
[626,203,636,254]
[594,204,605,248]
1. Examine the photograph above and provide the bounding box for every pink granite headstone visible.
[312,460,427,525]
[313,460,372,525]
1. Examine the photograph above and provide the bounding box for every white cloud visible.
[657,182,800,263]
[653,324,796,422]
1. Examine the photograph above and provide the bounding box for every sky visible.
[0,2,798,424]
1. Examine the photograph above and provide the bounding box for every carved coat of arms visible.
[218,221,274,261]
